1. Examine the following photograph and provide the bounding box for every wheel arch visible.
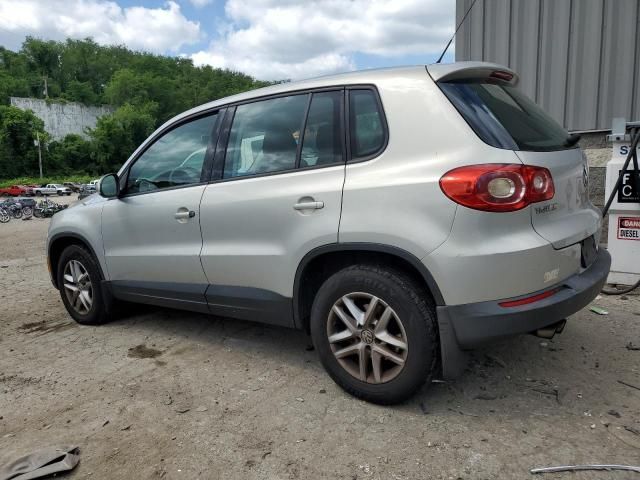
[48,232,105,290]
[293,243,445,331]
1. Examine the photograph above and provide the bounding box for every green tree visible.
[0,105,47,178]
[64,80,99,105]
[89,103,155,173]
[0,37,272,179]
[48,134,93,174]
[22,37,61,98]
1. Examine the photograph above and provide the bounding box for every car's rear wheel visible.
[57,245,115,325]
[310,264,438,405]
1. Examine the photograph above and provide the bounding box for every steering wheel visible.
[168,167,201,186]
[133,178,156,193]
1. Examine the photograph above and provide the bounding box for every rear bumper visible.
[440,248,611,347]
[437,248,611,377]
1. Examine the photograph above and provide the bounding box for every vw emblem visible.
[361,329,374,344]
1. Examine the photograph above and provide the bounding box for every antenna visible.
[436,0,478,64]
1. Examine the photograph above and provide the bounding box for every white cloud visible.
[0,0,201,53]
[189,0,213,7]
[191,0,454,80]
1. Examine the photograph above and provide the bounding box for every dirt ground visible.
[1,194,639,479]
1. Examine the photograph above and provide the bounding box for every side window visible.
[126,113,218,194]
[223,95,308,178]
[349,89,385,159]
[300,91,343,167]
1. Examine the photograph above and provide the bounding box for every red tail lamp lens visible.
[499,288,560,308]
[439,164,554,212]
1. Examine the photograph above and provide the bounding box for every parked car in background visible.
[15,197,36,209]
[78,184,97,200]
[34,184,72,196]
[63,182,83,193]
[47,62,610,404]
[0,185,28,196]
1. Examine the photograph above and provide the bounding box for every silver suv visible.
[48,62,610,404]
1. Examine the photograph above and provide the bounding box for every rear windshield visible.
[439,80,575,152]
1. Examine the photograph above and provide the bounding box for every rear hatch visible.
[431,64,600,249]
[516,148,599,248]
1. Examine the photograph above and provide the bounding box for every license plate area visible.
[581,235,598,268]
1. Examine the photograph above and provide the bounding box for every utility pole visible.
[35,132,43,179]
[43,75,48,98]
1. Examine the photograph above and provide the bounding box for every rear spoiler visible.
[427,62,519,86]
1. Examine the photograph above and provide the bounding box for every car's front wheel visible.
[57,245,115,325]
[310,264,438,405]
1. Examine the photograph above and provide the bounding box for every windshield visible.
[439,80,575,152]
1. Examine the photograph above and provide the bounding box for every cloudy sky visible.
[0,0,455,80]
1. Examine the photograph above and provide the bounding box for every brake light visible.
[490,70,514,82]
[439,164,554,212]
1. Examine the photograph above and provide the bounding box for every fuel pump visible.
[602,118,640,293]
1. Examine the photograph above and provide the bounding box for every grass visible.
[0,174,96,188]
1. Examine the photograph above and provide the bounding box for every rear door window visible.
[223,94,308,178]
[439,80,574,152]
[349,89,386,159]
[300,90,344,167]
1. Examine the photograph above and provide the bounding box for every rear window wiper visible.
[564,133,581,148]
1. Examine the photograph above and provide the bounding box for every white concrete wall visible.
[9,97,114,140]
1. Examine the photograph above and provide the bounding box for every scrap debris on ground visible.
[0,445,79,480]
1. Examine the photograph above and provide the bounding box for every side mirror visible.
[99,174,120,198]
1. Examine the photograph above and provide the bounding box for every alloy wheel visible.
[326,292,408,384]
[63,260,93,315]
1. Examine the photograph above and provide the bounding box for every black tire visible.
[57,245,115,325]
[67,192,71,196]
[36,191,42,196]
[310,264,438,405]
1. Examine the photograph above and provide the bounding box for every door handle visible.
[293,201,324,211]
[175,209,196,220]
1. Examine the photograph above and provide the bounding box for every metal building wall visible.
[455,0,640,132]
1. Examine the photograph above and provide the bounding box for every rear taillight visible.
[439,164,554,212]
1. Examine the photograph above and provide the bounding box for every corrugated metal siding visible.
[455,0,640,131]
[537,0,571,124]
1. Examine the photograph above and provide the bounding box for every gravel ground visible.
[0,195,639,479]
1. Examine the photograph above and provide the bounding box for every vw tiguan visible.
[48,62,610,404]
